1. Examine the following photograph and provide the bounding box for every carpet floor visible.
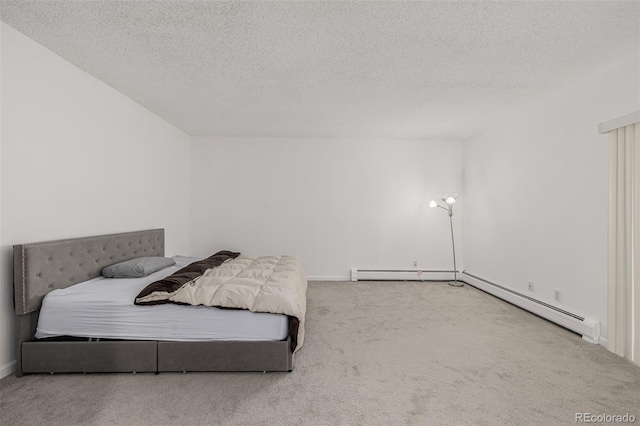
[1,281,639,426]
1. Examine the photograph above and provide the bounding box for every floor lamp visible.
[429,193,462,287]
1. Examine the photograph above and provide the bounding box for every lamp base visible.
[448,281,464,287]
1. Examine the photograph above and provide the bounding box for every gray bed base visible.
[13,229,293,376]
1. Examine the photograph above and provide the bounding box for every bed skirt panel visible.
[158,337,293,372]
[20,338,293,374]
[22,341,157,374]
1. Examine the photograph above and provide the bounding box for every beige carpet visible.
[1,281,639,426]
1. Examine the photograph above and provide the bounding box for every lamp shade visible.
[446,197,456,205]
[429,200,438,208]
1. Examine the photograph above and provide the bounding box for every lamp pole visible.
[448,210,461,286]
[430,194,462,287]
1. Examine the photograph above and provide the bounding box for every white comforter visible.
[136,255,308,351]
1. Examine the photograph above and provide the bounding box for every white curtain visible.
[607,122,639,366]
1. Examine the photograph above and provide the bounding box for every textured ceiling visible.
[1,1,638,139]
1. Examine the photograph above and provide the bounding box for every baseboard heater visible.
[350,268,457,282]
[462,271,601,344]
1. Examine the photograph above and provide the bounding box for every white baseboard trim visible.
[307,275,351,282]
[598,337,608,348]
[0,360,16,379]
[463,271,601,344]
[350,268,457,282]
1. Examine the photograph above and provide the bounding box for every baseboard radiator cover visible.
[462,271,601,344]
[350,268,458,282]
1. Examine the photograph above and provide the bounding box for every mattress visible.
[35,256,289,342]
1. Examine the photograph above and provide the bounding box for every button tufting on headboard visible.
[13,229,165,316]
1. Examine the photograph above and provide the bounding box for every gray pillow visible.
[102,257,176,278]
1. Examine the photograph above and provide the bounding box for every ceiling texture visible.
[1,1,638,139]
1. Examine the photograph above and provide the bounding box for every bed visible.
[13,229,305,376]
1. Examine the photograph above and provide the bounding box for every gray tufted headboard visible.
[13,229,164,315]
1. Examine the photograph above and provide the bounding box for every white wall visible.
[0,18,4,379]
[189,137,463,279]
[463,55,639,343]
[0,23,191,377]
